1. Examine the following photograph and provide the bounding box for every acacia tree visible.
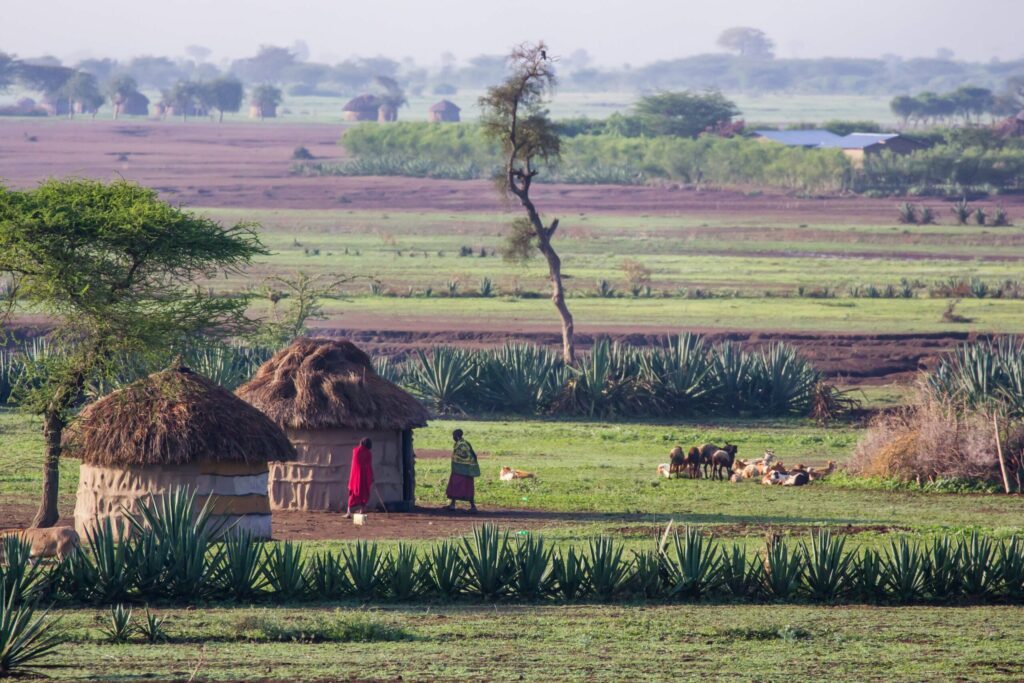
[479,42,575,363]
[0,179,265,527]
[204,76,244,122]
[717,27,775,59]
[106,75,139,119]
[251,84,283,120]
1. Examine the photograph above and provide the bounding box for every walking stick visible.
[372,484,390,515]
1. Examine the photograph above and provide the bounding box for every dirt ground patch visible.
[4,120,1023,219]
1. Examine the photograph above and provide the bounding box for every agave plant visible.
[264,541,308,601]
[102,604,136,644]
[752,344,820,416]
[85,518,135,604]
[0,536,45,607]
[959,531,998,599]
[707,342,756,415]
[923,535,962,601]
[427,540,466,599]
[997,536,1024,600]
[462,525,515,600]
[802,530,852,602]
[372,356,405,386]
[473,343,564,414]
[342,541,387,600]
[128,487,222,601]
[636,333,711,416]
[586,537,631,601]
[307,551,348,600]
[405,347,476,414]
[551,546,588,601]
[631,550,665,600]
[720,543,763,600]
[762,535,803,600]
[214,531,268,601]
[383,544,426,601]
[138,608,167,644]
[0,593,66,676]
[884,538,926,603]
[512,534,555,600]
[560,339,639,418]
[852,548,887,603]
[661,527,721,600]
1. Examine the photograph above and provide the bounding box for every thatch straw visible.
[64,367,296,466]
[235,338,429,431]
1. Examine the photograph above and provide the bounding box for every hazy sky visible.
[4,0,1023,66]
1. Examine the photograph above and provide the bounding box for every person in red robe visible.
[346,437,374,517]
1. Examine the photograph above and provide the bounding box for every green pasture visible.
[6,411,1024,540]
[33,603,1024,681]
[188,207,1024,333]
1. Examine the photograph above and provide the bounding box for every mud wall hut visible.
[342,94,382,121]
[236,338,429,513]
[428,100,461,122]
[66,366,295,540]
[377,103,398,122]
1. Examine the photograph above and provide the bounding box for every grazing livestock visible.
[669,446,687,478]
[710,444,739,480]
[685,446,703,478]
[657,463,672,478]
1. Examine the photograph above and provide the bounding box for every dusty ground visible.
[4,119,1023,217]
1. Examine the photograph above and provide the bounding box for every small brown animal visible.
[710,444,739,481]
[0,527,80,561]
[808,460,837,481]
[669,446,687,478]
[685,446,703,479]
[499,467,535,481]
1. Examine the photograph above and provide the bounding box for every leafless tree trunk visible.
[508,176,574,363]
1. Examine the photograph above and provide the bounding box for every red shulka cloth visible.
[347,444,374,508]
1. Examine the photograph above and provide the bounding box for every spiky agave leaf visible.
[661,527,722,600]
[462,524,514,600]
[0,593,66,676]
[802,529,853,602]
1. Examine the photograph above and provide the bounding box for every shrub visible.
[897,202,918,224]
[292,145,314,160]
[102,604,135,644]
[952,198,971,225]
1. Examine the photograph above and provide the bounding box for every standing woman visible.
[346,437,374,518]
[445,428,480,513]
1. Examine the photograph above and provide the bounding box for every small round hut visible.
[236,338,429,513]
[342,94,381,121]
[120,91,150,117]
[428,100,461,122]
[66,366,295,540]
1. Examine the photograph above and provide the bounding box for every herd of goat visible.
[657,443,837,486]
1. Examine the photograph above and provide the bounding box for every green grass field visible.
[194,207,1024,333]
[4,409,1024,680]
[33,603,1024,681]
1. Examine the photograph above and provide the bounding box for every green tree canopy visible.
[0,179,266,526]
[717,27,775,59]
[634,90,740,138]
[204,76,244,122]
[251,84,283,119]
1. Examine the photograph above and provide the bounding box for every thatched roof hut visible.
[66,366,295,539]
[236,338,428,512]
[378,103,398,122]
[428,100,461,122]
[342,94,381,121]
[119,91,150,117]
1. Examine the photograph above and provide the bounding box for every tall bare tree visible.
[479,41,575,363]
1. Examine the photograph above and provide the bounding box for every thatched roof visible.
[64,367,296,467]
[343,94,381,111]
[429,99,460,113]
[236,338,429,432]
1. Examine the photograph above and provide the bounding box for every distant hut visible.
[428,100,461,123]
[67,366,295,540]
[40,95,70,117]
[236,338,429,512]
[120,91,150,117]
[377,102,398,122]
[342,94,381,121]
[249,102,277,119]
